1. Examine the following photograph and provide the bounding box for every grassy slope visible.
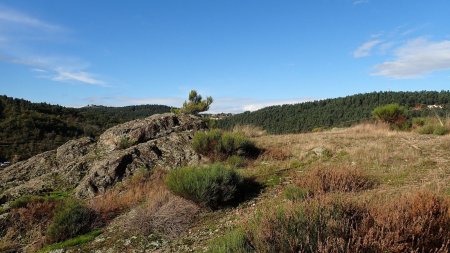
[75,124,450,252]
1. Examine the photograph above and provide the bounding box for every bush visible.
[166,164,244,209]
[372,104,410,130]
[126,188,200,238]
[300,166,375,194]
[242,201,352,253]
[226,155,248,169]
[213,191,450,253]
[417,124,435,134]
[365,190,450,252]
[208,228,252,253]
[192,130,259,159]
[433,125,449,135]
[417,124,449,135]
[9,191,70,209]
[47,200,97,243]
[192,129,222,155]
[412,117,427,127]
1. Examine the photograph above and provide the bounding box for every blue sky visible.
[1,0,450,113]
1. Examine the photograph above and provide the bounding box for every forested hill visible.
[0,95,171,161]
[217,91,450,134]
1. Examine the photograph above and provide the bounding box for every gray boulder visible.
[0,113,207,202]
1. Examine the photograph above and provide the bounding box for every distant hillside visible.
[0,95,171,161]
[217,91,450,134]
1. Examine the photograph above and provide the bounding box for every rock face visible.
[0,113,207,201]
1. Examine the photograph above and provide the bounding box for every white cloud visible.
[372,38,450,79]
[353,39,382,58]
[52,69,107,86]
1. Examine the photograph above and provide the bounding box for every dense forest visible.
[0,95,171,162]
[217,91,450,134]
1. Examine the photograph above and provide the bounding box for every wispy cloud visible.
[353,0,369,5]
[0,5,61,31]
[52,70,107,86]
[353,25,427,59]
[372,38,450,79]
[353,39,382,58]
[81,96,314,113]
[0,5,106,86]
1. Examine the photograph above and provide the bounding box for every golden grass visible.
[87,168,166,220]
[232,124,267,137]
[253,122,450,196]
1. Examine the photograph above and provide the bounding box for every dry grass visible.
[87,168,165,220]
[298,165,376,193]
[261,147,291,161]
[363,190,450,252]
[216,190,450,253]
[126,187,200,238]
[2,200,58,252]
[233,124,267,137]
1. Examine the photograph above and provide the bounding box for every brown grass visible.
[298,165,375,193]
[261,147,291,161]
[3,200,58,252]
[87,169,166,220]
[362,190,450,252]
[126,187,200,238]
[234,190,450,253]
[233,124,267,137]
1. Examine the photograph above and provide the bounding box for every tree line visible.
[217,91,450,134]
[0,95,171,162]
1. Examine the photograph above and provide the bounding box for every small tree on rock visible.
[173,90,213,115]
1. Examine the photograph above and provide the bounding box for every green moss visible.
[38,229,102,253]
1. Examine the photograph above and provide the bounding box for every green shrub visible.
[372,104,410,130]
[118,136,133,149]
[283,186,309,201]
[192,129,222,155]
[234,202,347,253]
[166,164,244,209]
[192,130,259,159]
[417,124,435,134]
[47,200,97,243]
[208,228,252,253]
[412,117,427,127]
[417,124,449,135]
[433,125,449,135]
[9,195,45,209]
[226,155,248,169]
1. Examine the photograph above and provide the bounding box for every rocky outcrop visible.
[0,113,207,202]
